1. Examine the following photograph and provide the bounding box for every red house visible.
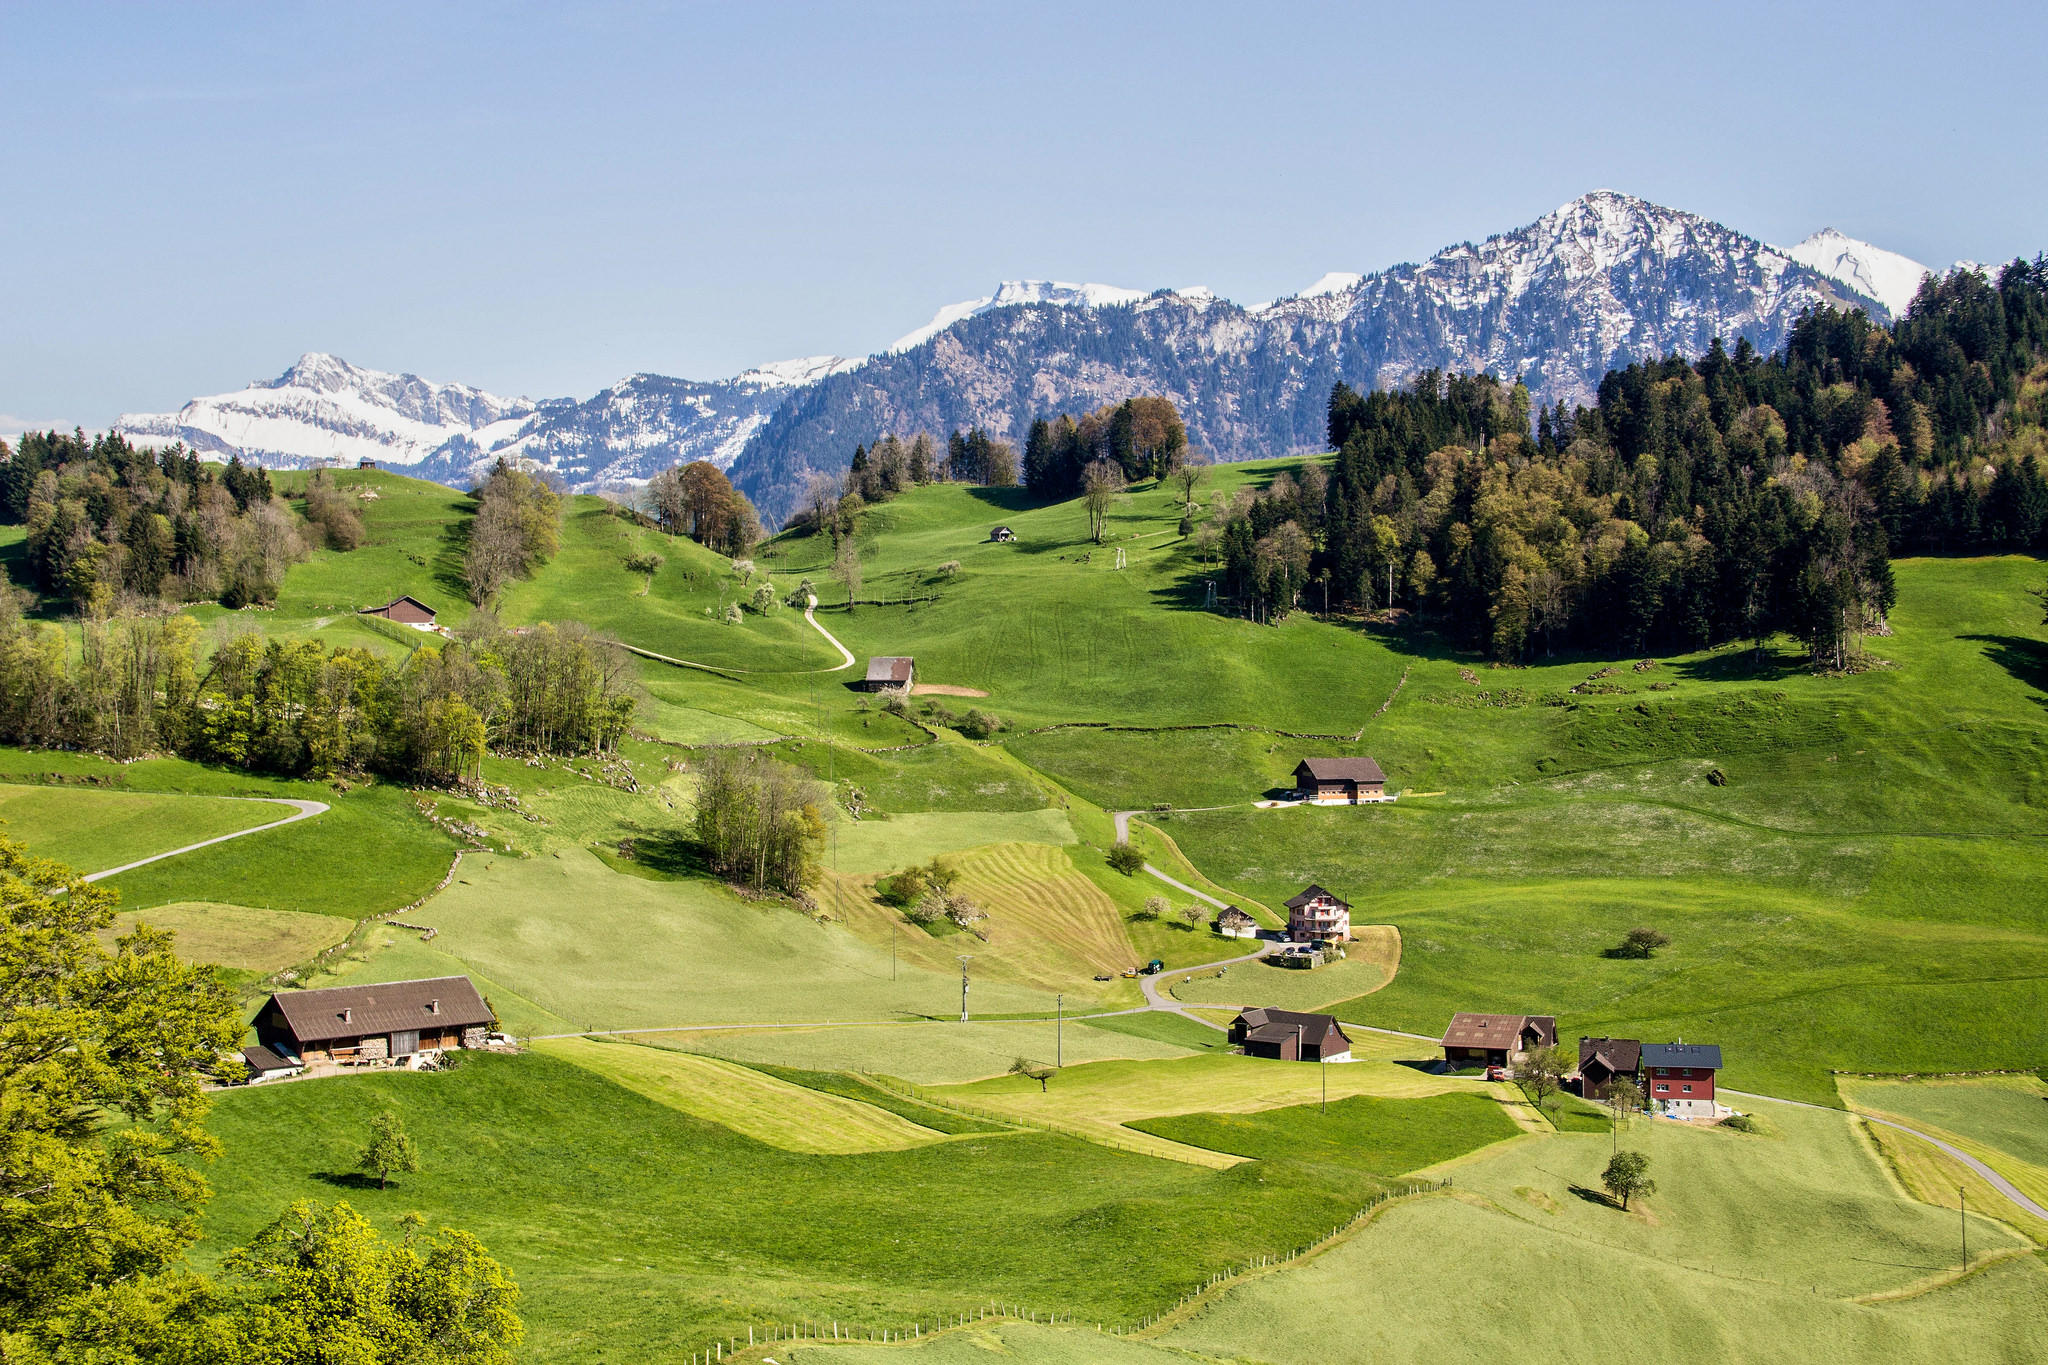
[1641,1042,1722,1119]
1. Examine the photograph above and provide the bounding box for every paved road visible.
[1111,809,1245,912]
[1722,1087,2048,1223]
[1139,946,1274,1031]
[620,594,856,678]
[83,797,329,883]
[802,595,857,671]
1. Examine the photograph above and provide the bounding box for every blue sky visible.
[5,1,2044,430]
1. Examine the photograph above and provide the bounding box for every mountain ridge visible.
[115,190,1924,522]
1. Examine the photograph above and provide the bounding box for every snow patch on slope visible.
[888,280,1149,352]
[1785,228,1932,319]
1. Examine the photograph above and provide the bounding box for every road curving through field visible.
[81,798,329,883]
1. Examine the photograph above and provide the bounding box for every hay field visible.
[825,809,1075,876]
[533,1037,947,1153]
[109,901,348,972]
[642,1018,1199,1085]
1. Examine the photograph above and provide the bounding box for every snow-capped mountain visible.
[118,190,1918,522]
[118,352,854,487]
[1785,228,1932,319]
[118,353,539,470]
[888,281,1155,352]
[725,190,1881,523]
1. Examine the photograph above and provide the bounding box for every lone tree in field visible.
[832,534,863,608]
[1610,926,1672,959]
[1082,460,1127,543]
[1513,1043,1569,1119]
[1137,894,1169,922]
[359,1111,420,1190]
[1605,1076,1645,1152]
[1179,903,1206,930]
[1010,1057,1056,1093]
[1106,843,1144,876]
[1601,1149,1656,1210]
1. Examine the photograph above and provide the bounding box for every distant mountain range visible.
[116,191,1975,525]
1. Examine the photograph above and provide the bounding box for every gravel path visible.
[83,797,330,883]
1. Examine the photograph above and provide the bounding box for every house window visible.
[1654,1067,1668,1075]
[1681,1084,1692,1093]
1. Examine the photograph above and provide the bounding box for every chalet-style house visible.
[1293,756,1387,803]
[1440,1012,1558,1069]
[1576,1036,1642,1100]
[862,656,916,691]
[1285,885,1351,943]
[358,595,437,630]
[1215,905,1259,939]
[1230,1008,1353,1063]
[358,457,378,469]
[255,976,493,1065]
[1643,1042,1722,1119]
[990,525,1016,542]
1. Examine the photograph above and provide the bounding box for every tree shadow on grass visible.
[433,498,477,605]
[312,1171,387,1191]
[1962,634,2048,705]
[1567,1183,1623,1210]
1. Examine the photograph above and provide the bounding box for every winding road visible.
[83,797,330,883]
[620,594,857,678]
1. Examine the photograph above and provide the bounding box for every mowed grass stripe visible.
[534,1037,947,1154]
[956,842,1133,981]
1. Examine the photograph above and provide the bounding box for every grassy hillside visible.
[0,782,281,871]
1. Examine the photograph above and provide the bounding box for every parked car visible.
[1141,959,1165,975]
[1483,1066,1508,1082]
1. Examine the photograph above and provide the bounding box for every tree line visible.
[1212,258,2048,664]
[1023,396,1189,497]
[691,747,826,896]
[0,594,634,779]
[1,432,345,612]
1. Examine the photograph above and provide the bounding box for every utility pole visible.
[1321,1051,1327,1114]
[957,955,975,1023]
[1961,1186,1968,1272]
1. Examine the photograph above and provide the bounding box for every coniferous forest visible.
[1211,260,2048,663]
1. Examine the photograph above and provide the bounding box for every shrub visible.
[1719,1114,1759,1134]
[624,551,663,575]
[1106,843,1145,876]
[881,866,927,907]
[1609,927,1671,959]
[958,708,1005,740]
[721,603,743,626]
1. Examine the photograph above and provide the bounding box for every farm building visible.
[1440,1012,1558,1068]
[240,1044,303,1083]
[1230,1007,1352,1062]
[1292,756,1387,803]
[862,656,916,691]
[1215,905,1259,939]
[358,595,437,630]
[1576,1036,1642,1099]
[255,975,492,1065]
[1642,1042,1722,1119]
[990,525,1016,542]
[1284,884,1351,943]
[358,457,378,469]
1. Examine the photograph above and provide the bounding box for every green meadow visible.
[6,463,2046,1359]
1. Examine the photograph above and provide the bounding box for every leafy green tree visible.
[1513,1043,1569,1118]
[213,1200,523,1363]
[1106,843,1144,876]
[1610,927,1671,959]
[0,836,239,1349]
[359,1111,422,1190]
[1601,1149,1657,1210]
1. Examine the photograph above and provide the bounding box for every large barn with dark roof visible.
[255,976,493,1065]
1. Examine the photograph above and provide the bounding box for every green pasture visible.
[0,781,281,873]
[1840,1074,2048,1171]
[1131,1091,1520,1175]
[1159,1099,2045,1365]
[0,752,455,923]
[196,1048,1411,1364]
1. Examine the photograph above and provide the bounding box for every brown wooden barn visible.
[1292,756,1387,803]
[1230,1007,1353,1062]
[1576,1036,1642,1099]
[862,656,915,691]
[1439,1012,1557,1068]
[255,976,492,1065]
[358,595,438,629]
